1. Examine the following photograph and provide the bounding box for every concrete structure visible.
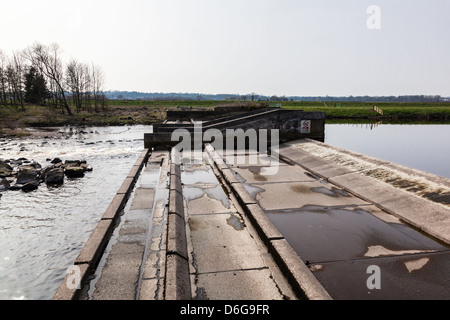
[53,108,449,300]
[145,107,326,149]
[53,137,449,300]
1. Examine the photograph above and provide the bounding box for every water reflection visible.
[325,123,450,179]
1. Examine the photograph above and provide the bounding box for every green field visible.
[281,101,450,122]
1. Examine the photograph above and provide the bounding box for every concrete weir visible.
[53,141,450,300]
[53,109,449,300]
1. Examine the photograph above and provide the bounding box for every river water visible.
[0,125,152,300]
[325,123,450,179]
[0,122,449,299]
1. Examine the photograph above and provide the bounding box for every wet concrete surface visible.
[181,153,296,299]
[266,205,448,263]
[87,152,170,300]
[310,251,450,300]
[223,146,450,299]
[80,141,450,300]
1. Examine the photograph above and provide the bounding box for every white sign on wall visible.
[300,120,311,133]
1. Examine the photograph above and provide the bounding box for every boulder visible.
[22,178,40,192]
[64,166,85,178]
[0,178,10,191]
[0,161,13,177]
[45,168,64,185]
[8,184,23,191]
[50,157,63,164]
[16,165,39,185]
[80,163,93,172]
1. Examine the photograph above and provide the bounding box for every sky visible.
[1,0,449,97]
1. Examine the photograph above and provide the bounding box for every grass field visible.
[281,101,450,121]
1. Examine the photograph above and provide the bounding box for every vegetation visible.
[281,101,450,122]
[0,42,107,116]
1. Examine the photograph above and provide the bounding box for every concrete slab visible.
[188,213,267,273]
[270,239,332,300]
[91,242,144,300]
[310,251,450,300]
[168,189,184,218]
[117,177,135,195]
[139,279,159,300]
[194,269,284,300]
[167,213,188,260]
[169,173,182,193]
[75,219,113,265]
[224,153,285,168]
[139,166,162,188]
[186,193,235,215]
[101,193,126,220]
[245,204,284,242]
[220,168,241,184]
[53,263,90,300]
[231,164,318,184]
[130,187,155,210]
[278,145,355,178]
[250,181,370,211]
[232,182,258,206]
[165,254,191,300]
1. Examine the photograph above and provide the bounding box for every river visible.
[0,122,449,299]
[325,123,450,179]
[0,125,152,300]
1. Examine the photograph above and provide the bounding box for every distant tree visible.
[6,52,26,109]
[91,64,106,112]
[23,42,72,115]
[24,66,49,105]
[0,50,7,105]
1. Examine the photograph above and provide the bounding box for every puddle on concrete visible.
[181,166,218,185]
[182,165,232,209]
[242,183,265,199]
[226,214,245,231]
[310,186,351,198]
[266,205,449,263]
[289,185,351,198]
[139,167,161,188]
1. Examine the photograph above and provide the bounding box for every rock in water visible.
[45,168,64,185]
[16,165,39,185]
[64,166,85,178]
[0,178,10,191]
[22,178,40,192]
[51,158,63,164]
[0,161,13,177]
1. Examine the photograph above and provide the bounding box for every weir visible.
[144,106,326,150]
[53,107,450,300]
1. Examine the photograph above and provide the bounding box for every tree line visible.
[0,42,107,115]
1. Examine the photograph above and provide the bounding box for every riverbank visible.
[2,101,450,138]
[282,101,450,121]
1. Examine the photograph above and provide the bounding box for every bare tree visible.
[23,42,72,115]
[91,63,105,112]
[3,51,26,109]
[0,50,7,105]
[66,60,93,113]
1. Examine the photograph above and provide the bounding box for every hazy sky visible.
[1,0,449,96]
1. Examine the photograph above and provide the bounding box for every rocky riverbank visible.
[0,158,92,193]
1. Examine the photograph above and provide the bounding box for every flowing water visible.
[0,125,152,300]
